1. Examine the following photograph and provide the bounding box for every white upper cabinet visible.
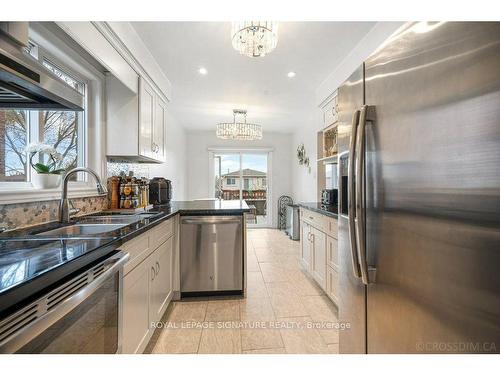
[153,95,167,162]
[58,21,171,163]
[139,78,155,160]
[321,90,339,128]
[106,75,167,163]
[57,22,139,93]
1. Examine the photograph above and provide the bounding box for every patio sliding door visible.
[212,151,270,227]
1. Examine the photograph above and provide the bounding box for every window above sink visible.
[0,22,106,205]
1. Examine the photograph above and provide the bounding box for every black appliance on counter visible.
[149,177,172,205]
[321,188,338,205]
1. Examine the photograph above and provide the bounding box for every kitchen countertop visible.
[298,202,339,218]
[0,200,249,319]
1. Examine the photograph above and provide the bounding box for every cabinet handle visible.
[156,261,160,275]
[310,233,314,243]
[151,266,156,281]
[309,216,314,220]
[151,142,155,152]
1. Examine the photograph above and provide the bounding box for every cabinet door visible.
[122,258,151,354]
[149,237,173,323]
[311,227,327,290]
[153,95,167,162]
[326,266,339,304]
[300,221,312,271]
[139,77,155,159]
[326,235,338,269]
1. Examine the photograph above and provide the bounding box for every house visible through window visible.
[0,42,85,185]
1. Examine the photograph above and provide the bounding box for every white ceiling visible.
[131,22,376,133]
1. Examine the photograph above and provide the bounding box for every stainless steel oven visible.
[0,251,128,354]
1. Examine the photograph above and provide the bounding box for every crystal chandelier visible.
[231,21,278,58]
[216,109,263,140]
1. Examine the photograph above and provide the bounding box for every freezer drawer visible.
[180,216,243,294]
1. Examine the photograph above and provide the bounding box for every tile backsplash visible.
[0,162,150,231]
[106,161,150,179]
[0,196,108,231]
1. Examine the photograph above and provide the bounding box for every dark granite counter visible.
[171,200,250,215]
[0,200,249,318]
[298,202,339,219]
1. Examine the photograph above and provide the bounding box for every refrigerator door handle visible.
[348,109,362,278]
[355,105,376,285]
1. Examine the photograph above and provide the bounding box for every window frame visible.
[0,23,106,204]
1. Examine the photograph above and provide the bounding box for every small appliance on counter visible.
[149,177,172,205]
[321,188,338,206]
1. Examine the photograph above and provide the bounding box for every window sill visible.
[0,186,106,205]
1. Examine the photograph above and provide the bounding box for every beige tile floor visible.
[146,228,339,354]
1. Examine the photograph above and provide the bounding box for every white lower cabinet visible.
[120,219,175,353]
[300,221,312,270]
[300,208,339,305]
[122,258,151,354]
[326,266,339,304]
[311,227,327,290]
[149,237,173,323]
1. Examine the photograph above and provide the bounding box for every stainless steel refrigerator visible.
[337,22,500,354]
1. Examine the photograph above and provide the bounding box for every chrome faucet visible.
[59,167,108,223]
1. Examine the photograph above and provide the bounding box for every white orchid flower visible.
[24,142,57,155]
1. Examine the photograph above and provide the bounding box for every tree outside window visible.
[0,109,79,182]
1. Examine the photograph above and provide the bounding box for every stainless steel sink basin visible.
[78,213,158,225]
[78,216,141,224]
[37,224,127,236]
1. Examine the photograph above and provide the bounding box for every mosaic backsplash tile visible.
[0,162,148,231]
[0,196,108,231]
[106,162,150,179]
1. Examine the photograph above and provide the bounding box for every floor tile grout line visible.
[196,302,208,354]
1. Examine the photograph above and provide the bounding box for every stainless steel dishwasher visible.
[180,215,243,295]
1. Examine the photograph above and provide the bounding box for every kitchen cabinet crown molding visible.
[92,22,171,103]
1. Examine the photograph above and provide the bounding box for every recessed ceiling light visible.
[198,67,208,75]
[287,71,296,78]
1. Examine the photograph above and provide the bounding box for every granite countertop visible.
[298,202,339,218]
[0,200,249,319]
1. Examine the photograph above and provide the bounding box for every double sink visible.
[33,213,160,237]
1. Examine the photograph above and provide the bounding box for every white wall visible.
[149,111,188,200]
[291,22,405,204]
[185,130,293,227]
[291,113,320,203]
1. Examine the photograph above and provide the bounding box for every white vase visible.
[33,173,62,189]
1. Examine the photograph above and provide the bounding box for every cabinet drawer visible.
[327,236,338,269]
[150,218,174,250]
[120,232,150,275]
[301,209,328,231]
[326,266,339,304]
